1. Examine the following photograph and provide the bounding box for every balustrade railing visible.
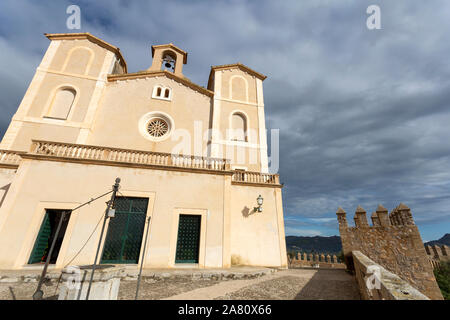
[28,140,281,185]
[30,140,229,171]
[231,170,280,185]
[0,150,25,167]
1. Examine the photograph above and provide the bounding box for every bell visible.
[165,62,172,68]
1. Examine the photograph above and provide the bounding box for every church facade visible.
[0,33,287,270]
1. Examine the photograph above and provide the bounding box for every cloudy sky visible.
[0,0,449,241]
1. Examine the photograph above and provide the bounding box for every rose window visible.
[147,118,169,137]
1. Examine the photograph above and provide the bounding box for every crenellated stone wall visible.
[336,204,443,300]
[425,244,449,269]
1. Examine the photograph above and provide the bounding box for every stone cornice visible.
[44,32,128,73]
[20,153,234,176]
[231,181,283,188]
[107,70,214,97]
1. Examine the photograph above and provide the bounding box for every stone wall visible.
[336,204,443,300]
[352,251,429,300]
[425,244,449,269]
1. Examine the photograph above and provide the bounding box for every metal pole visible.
[33,210,67,300]
[135,216,151,300]
[85,177,120,300]
[30,189,113,300]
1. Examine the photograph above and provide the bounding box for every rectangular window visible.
[28,209,71,264]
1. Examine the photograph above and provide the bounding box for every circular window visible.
[139,111,174,142]
[147,117,169,137]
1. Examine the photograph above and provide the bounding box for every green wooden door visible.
[101,197,148,264]
[28,212,51,264]
[175,215,201,263]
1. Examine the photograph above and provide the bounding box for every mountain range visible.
[285,235,342,254]
[285,233,450,255]
[424,233,450,247]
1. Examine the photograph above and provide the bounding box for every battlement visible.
[336,204,443,300]
[425,244,449,269]
[336,203,414,229]
[287,252,345,269]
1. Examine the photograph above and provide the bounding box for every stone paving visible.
[0,267,360,300]
[164,269,360,300]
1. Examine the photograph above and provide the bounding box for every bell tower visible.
[148,43,188,77]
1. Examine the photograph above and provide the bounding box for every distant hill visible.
[285,233,449,255]
[424,233,450,247]
[285,235,342,254]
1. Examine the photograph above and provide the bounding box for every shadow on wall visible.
[242,206,257,218]
[0,183,11,207]
[293,269,360,300]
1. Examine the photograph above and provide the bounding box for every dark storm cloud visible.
[0,0,449,237]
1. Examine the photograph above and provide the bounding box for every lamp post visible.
[85,177,120,300]
[254,195,264,213]
[32,186,117,300]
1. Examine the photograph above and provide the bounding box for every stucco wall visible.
[0,159,227,269]
[0,168,16,208]
[230,185,286,267]
[10,122,80,152]
[87,77,212,155]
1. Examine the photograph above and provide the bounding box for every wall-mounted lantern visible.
[254,195,264,213]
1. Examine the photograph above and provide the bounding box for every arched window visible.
[46,88,76,119]
[161,51,176,73]
[231,112,247,142]
[152,85,172,101]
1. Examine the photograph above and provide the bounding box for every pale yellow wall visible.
[87,77,212,155]
[0,159,285,269]
[25,73,96,122]
[230,185,286,267]
[219,100,260,142]
[48,39,108,78]
[9,122,80,151]
[221,69,257,104]
[221,145,261,172]
[0,159,228,269]
[0,168,16,208]
[210,68,266,171]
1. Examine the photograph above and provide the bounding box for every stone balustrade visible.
[0,150,25,168]
[25,140,281,187]
[288,252,345,269]
[231,170,280,185]
[30,140,229,171]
